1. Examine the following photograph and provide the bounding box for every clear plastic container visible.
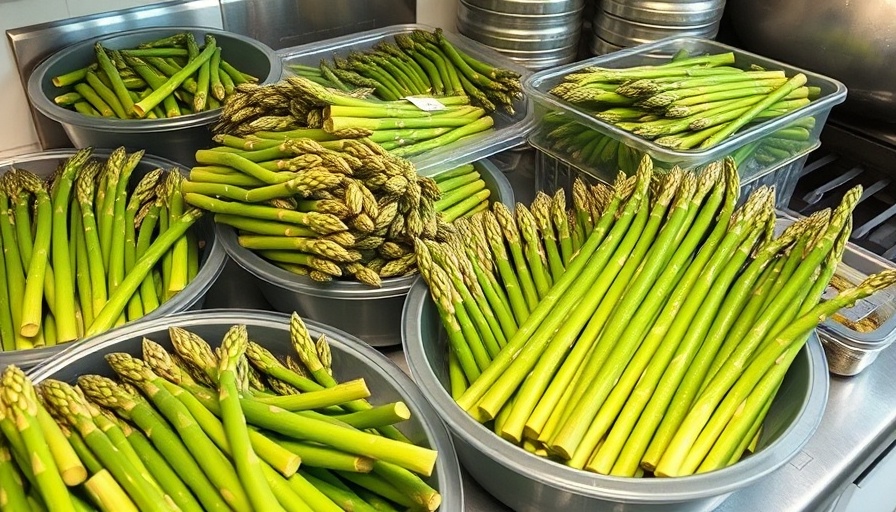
[778,209,896,376]
[532,137,818,207]
[523,36,847,185]
[276,24,536,176]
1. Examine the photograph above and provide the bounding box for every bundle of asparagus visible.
[0,148,204,351]
[288,28,522,114]
[538,112,817,176]
[415,154,896,477]
[0,313,442,512]
[184,135,460,286]
[433,164,493,222]
[211,75,496,158]
[549,50,819,151]
[52,32,258,119]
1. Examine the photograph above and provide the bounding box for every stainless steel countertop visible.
[382,343,896,512]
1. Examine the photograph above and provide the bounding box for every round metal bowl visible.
[600,0,726,27]
[402,279,830,511]
[221,159,514,347]
[27,26,281,166]
[25,308,464,511]
[0,149,227,371]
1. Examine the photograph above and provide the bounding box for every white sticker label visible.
[404,96,447,111]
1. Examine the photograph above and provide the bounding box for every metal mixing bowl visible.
[27,26,281,166]
[0,149,227,371]
[727,0,896,121]
[402,278,830,511]
[25,309,464,511]
[222,159,514,347]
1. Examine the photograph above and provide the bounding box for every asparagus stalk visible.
[1,367,75,512]
[215,325,284,510]
[77,375,232,512]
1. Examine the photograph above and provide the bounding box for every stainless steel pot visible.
[727,0,896,121]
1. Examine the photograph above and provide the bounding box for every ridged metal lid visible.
[463,0,585,15]
[595,10,721,48]
[601,0,726,26]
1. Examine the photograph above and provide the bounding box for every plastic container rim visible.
[523,35,848,164]
[27,26,281,133]
[401,278,830,503]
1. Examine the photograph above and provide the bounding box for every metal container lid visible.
[601,0,726,26]
[458,1,584,50]
[463,0,585,15]
[595,11,721,48]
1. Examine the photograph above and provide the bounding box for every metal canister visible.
[457,0,586,70]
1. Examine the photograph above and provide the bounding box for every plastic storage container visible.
[276,24,535,176]
[221,158,514,347]
[778,210,896,376]
[524,36,847,188]
[402,278,829,512]
[532,139,819,207]
[0,149,226,371]
[26,309,464,512]
[27,27,282,167]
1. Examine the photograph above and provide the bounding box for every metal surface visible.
[220,0,415,51]
[26,309,464,512]
[220,160,514,347]
[0,149,226,371]
[727,0,896,121]
[589,32,625,56]
[594,10,720,48]
[6,0,223,151]
[463,0,584,15]
[600,0,725,27]
[456,0,583,70]
[402,279,829,512]
[26,26,280,166]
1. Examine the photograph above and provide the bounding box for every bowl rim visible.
[401,278,830,504]
[0,148,227,368]
[26,26,281,132]
[25,308,465,511]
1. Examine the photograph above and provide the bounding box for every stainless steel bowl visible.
[25,309,464,511]
[402,279,830,511]
[0,149,227,371]
[27,26,281,166]
[589,31,626,56]
[727,0,896,121]
[222,159,514,347]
